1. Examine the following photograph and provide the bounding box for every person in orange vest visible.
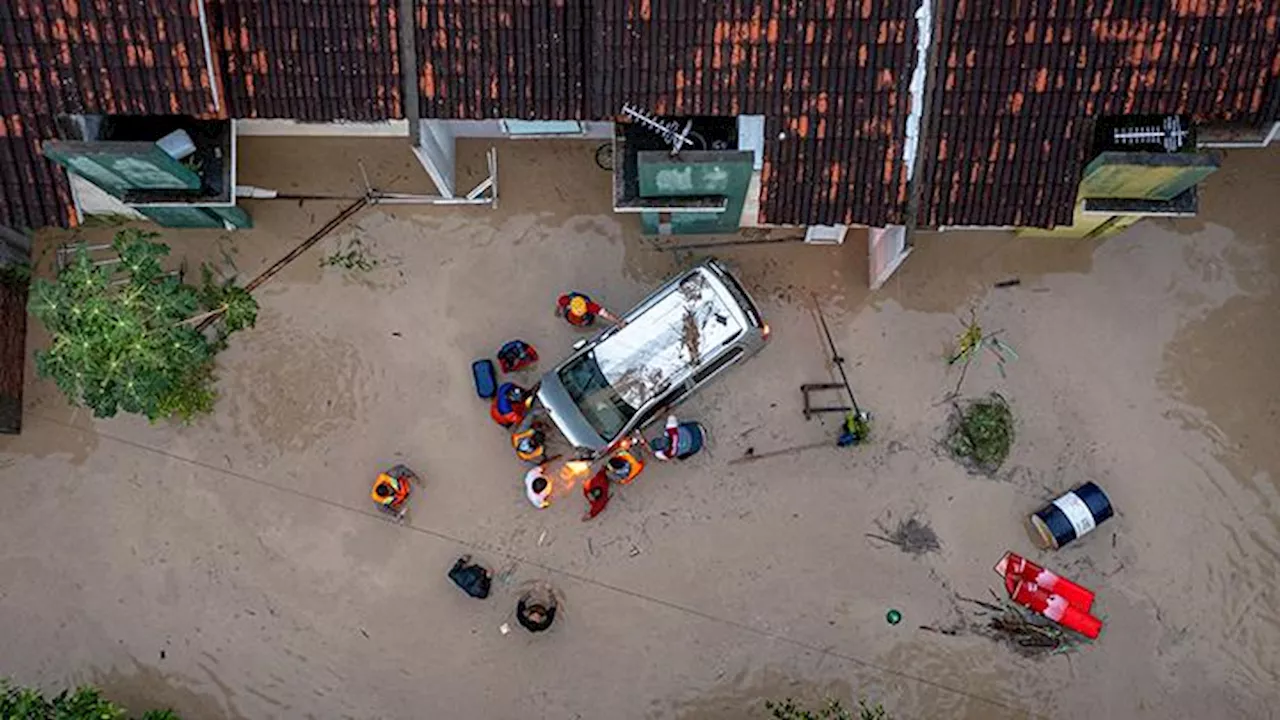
[512,427,547,464]
[491,382,532,428]
[556,291,621,328]
[511,416,548,464]
[371,465,414,517]
[604,449,644,485]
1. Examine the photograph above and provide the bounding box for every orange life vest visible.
[605,450,644,485]
[512,427,546,463]
[371,472,410,506]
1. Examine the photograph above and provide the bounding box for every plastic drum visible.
[1031,482,1113,550]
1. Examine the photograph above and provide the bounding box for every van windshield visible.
[558,352,638,441]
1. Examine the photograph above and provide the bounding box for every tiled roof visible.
[600,3,916,228]
[4,1,1280,232]
[417,1,917,228]
[0,115,73,231]
[417,0,587,120]
[919,1,1280,228]
[216,0,402,121]
[0,0,223,230]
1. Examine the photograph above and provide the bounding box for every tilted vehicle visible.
[536,259,769,459]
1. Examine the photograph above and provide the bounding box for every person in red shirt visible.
[581,469,611,521]
[556,291,621,328]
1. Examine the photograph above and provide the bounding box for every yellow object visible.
[569,296,588,316]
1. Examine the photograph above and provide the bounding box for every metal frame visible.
[801,383,852,419]
[360,148,498,208]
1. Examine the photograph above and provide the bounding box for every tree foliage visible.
[946,392,1015,474]
[765,697,889,720]
[0,679,178,720]
[28,229,257,422]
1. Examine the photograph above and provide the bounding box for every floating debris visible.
[866,515,942,556]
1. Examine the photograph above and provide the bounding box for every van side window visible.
[692,347,743,384]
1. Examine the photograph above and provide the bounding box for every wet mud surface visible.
[1,139,1277,718]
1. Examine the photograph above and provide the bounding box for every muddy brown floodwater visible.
[0,138,1277,719]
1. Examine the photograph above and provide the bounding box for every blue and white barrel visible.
[1031,482,1113,550]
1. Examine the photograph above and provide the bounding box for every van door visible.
[691,346,744,388]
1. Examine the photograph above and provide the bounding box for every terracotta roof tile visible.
[417,1,916,227]
[216,0,401,121]
[0,0,221,230]
[5,1,1279,232]
[920,1,1280,228]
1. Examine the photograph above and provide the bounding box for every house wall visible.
[68,174,146,221]
[415,121,457,197]
[432,120,614,139]
[234,119,411,136]
[0,225,29,434]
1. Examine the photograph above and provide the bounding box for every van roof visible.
[594,267,745,410]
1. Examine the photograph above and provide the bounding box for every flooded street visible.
[1,139,1277,719]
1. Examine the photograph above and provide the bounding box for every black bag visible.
[448,559,491,599]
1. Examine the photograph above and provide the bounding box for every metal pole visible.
[195,198,368,332]
[811,295,861,415]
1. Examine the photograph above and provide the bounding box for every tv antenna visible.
[1113,115,1188,153]
[622,103,694,156]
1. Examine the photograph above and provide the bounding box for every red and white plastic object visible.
[995,552,1095,612]
[996,551,1103,639]
[1006,578,1103,639]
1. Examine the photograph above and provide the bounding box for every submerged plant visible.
[320,237,378,272]
[946,392,1014,474]
[765,697,889,720]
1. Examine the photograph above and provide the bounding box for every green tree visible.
[0,679,178,720]
[765,697,889,720]
[28,229,257,423]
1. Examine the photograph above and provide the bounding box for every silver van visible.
[537,259,769,458]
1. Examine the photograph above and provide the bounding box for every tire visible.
[594,142,614,171]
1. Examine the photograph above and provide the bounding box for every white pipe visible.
[196,0,221,113]
[236,185,279,199]
[370,196,493,205]
[903,0,933,182]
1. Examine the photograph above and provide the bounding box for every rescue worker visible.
[605,449,644,485]
[511,421,548,465]
[555,291,621,328]
[491,382,531,428]
[582,468,611,521]
[649,414,705,461]
[371,467,412,515]
[516,583,559,634]
[524,462,553,509]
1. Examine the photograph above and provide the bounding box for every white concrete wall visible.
[437,119,614,139]
[415,120,457,197]
[235,119,411,136]
[68,173,145,222]
[234,118,613,140]
[739,171,763,227]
